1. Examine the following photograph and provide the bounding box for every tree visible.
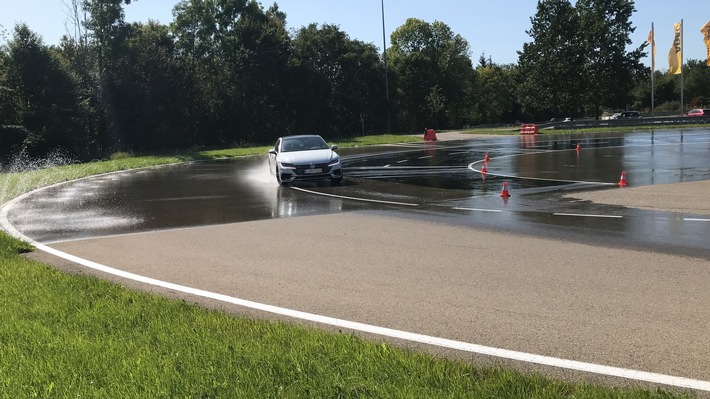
[684,59,710,108]
[576,0,646,118]
[388,18,474,131]
[118,21,192,150]
[475,63,517,124]
[4,24,84,157]
[83,0,133,73]
[82,0,134,152]
[288,23,387,136]
[516,0,583,120]
[172,0,291,145]
[425,85,445,129]
[0,43,28,164]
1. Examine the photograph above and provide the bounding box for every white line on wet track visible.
[291,187,419,207]
[453,207,503,213]
[684,218,710,222]
[554,213,624,219]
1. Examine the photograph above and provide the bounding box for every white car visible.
[268,135,343,186]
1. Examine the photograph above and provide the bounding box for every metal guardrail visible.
[541,116,710,130]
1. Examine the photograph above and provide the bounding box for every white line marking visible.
[684,218,710,222]
[347,165,468,170]
[139,195,230,202]
[453,207,503,213]
[553,213,624,219]
[418,156,434,159]
[397,159,408,164]
[291,187,419,207]
[469,160,618,186]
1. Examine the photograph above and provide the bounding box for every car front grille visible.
[294,163,332,176]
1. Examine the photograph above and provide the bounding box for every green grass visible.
[0,132,701,398]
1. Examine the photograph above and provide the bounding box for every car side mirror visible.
[331,145,338,150]
[269,149,277,155]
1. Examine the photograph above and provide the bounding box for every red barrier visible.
[520,124,538,135]
[424,128,437,141]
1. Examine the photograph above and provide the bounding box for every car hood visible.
[278,149,338,165]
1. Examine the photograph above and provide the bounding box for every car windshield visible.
[281,136,328,152]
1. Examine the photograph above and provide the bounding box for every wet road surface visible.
[8,129,710,258]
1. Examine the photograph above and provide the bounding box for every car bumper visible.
[279,164,343,183]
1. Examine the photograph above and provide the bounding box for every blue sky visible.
[1,0,708,70]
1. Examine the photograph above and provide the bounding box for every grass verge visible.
[0,132,700,397]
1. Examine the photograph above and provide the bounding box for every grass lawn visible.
[0,132,700,398]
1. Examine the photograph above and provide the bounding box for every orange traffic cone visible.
[618,171,628,187]
[500,181,511,198]
[576,143,581,152]
[481,161,488,173]
[484,152,490,163]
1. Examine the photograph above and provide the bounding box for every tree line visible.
[0,0,708,164]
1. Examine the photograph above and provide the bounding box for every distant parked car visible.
[686,109,710,116]
[617,111,641,119]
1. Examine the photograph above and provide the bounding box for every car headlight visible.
[328,157,340,166]
[279,162,296,169]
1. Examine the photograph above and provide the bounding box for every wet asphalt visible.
[8,129,710,258]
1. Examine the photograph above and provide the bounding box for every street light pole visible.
[381,0,391,134]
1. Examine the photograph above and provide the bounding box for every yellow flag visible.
[668,21,682,75]
[702,20,710,67]
[647,28,655,71]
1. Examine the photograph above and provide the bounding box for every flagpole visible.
[680,19,684,115]
[381,0,391,134]
[650,23,655,118]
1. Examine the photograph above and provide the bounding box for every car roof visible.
[280,134,324,140]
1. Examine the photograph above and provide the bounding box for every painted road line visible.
[554,213,623,219]
[291,187,419,207]
[419,155,434,159]
[397,159,409,164]
[453,207,503,213]
[139,195,230,202]
[684,218,710,222]
[469,161,618,187]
